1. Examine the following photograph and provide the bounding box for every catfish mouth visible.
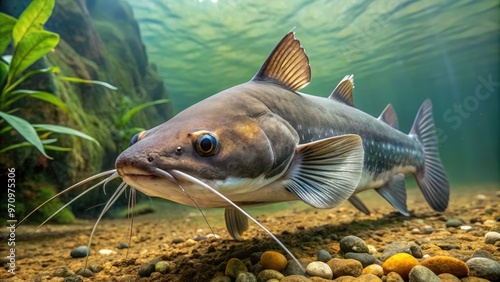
[117,166,160,179]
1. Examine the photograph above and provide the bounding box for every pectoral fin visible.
[224,208,249,241]
[375,174,409,216]
[284,134,364,209]
[348,195,371,215]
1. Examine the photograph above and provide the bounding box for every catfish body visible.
[115,32,449,239]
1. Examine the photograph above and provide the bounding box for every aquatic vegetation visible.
[114,97,170,151]
[0,0,115,158]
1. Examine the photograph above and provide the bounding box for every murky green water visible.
[126,0,499,185]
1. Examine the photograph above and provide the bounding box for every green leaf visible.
[0,138,58,154]
[3,66,60,94]
[0,125,13,134]
[32,124,100,146]
[0,61,8,86]
[0,13,17,55]
[44,145,72,152]
[0,111,50,158]
[119,99,169,128]
[4,90,68,112]
[60,76,118,90]
[12,0,55,47]
[8,31,59,85]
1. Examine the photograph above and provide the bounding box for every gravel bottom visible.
[0,185,498,281]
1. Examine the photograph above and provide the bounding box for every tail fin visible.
[410,99,450,212]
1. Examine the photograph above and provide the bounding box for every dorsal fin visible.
[378,104,399,129]
[252,32,311,91]
[329,74,355,106]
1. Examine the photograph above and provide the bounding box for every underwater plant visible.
[114,97,170,151]
[0,0,115,159]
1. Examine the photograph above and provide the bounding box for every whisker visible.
[16,170,118,229]
[84,182,128,270]
[177,183,216,238]
[158,168,304,272]
[126,187,136,258]
[33,173,119,233]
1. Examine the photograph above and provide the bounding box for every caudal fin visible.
[410,99,450,212]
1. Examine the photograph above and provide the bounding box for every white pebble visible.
[306,261,333,279]
[99,249,116,255]
[460,225,472,230]
[423,254,431,259]
[206,234,221,239]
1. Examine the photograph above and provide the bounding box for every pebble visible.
[306,261,333,279]
[260,251,287,271]
[472,249,495,260]
[236,272,257,282]
[62,276,83,282]
[257,269,284,281]
[460,225,472,230]
[316,249,331,262]
[281,275,313,282]
[211,272,232,282]
[484,219,497,225]
[420,255,469,277]
[225,258,248,279]
[75,268,93,278]
[117,242,129,249]
[344,252,378,267]
[357,273,383,281]
[367,245,378,255]
[70,246,89,258]
[409,243,423,258]
[445,218,464,228]
[327,258,363,278]
[185,238,197,246]
[382,253,419,279]
[422,225,434,234]
[475,194,487,201]
[155,261,170,274]
[138,262,155,277]
[283,259,307,276]
[98,249,115,255]
[484,231,500,244]
[340,235,369,254]
[88,264,103,273]
[52,266,74,277]
[380,241,412,261]
[466,257,500,281]
[408,265,439,282]
[362,264,384,277]
[385,271,404,282]
[171,237,185,244]
[437,273,461,282]
[250,252,263,265]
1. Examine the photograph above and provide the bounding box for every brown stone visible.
[420,256,469,277]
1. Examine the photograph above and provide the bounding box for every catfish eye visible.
[129,131,145,147]
[195,133,219,156]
